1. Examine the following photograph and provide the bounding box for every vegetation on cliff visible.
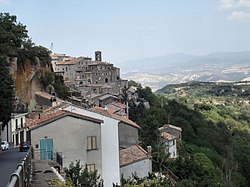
[0,13,70,118]
[0,13,28,128]
[129,82,250,186]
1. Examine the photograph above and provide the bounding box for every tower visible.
[95,51,102,61]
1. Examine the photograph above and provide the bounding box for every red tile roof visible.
[28,110,103,129]
[120,145,150,167]
[91,107,141,129]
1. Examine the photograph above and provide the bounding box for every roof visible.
[158,124,182,132]
[56,57,87,65]
[109,102,126,108]
[98,94,118,101]
[28,110,103,130]
[91,107,141,129]
[120,145,150,167]
[161,132,176,141]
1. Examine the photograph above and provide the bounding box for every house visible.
[159,124,182,159]
[28,110,120,187]
[158,124,182,140]
[60,105,121,187]
[105,101,128,118]
[120,145,152,179]
[1,113,28,146]
[90,107,141,149]
[160,132,178,159]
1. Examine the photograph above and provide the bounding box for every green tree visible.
[0,13,28,129]
[0,13,28,55]
[0,57,15,129]
[64,160,103,187]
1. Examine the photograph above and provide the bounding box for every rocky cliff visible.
[11,56,52,110]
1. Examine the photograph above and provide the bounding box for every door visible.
[40,138,54,160]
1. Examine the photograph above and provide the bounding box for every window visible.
[21,118,23,128]
[16,119,18,130]
[87,136,97,150]
[87,164,95,172]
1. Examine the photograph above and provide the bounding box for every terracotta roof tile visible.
[91,107,141,129]
[29,110,66,127]
[120,145,150,167]
[28,110,103,129]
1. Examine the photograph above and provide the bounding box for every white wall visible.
[31,116,102,170]
[165,139,177,158]
[120,158,152,180]
[64,105,121,187]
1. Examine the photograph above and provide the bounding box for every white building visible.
[61,105,121,187]
[29,109,120,187]
[159,124,182,159]
[1,113,28,146]
[161,132,178,159]
[120,145,152,179]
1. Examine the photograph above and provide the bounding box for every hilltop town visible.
[1,12,250,187]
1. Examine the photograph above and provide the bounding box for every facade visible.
[159,124,182,159]
[1,113,28,146]
[90,107,141,149]
[161,132,177,159]
[29,111,103,173]
[62,105,121,187]
[55,57,92,82]
[51,53,73,72]
[120,145,152,179]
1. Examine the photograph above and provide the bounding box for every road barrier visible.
[7,148,32,187]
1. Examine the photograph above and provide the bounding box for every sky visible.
[1,0,250,63]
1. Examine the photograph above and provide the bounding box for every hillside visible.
[117,51,250,91]
[128,82,250,186]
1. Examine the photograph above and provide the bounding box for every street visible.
[0,148,27,187]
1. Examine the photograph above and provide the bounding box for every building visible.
[61,105,121,187]
[55,56,92,82]
[1,113,28,146]
[160,132,178,159]
[159,124,182,159]
[120,145,152,179]
[158,124,182,140]
[28,110,120,187]
[91,106,141,149]
[50,53,74,72]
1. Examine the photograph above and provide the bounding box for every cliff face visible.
[11,57,51,107]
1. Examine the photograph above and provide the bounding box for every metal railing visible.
[7,148,32,187]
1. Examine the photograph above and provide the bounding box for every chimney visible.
[147,146,152,156]
[95,51,102,61]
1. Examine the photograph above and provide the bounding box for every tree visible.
[0,57,15,129]
[0,13,28,129]
[64,160,103,187]
[0,13,28,56]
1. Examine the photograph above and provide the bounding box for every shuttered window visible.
[87,136,97,150]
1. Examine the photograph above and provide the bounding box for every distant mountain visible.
[116,51,250,91]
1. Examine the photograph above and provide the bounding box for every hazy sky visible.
[1,0,250,63]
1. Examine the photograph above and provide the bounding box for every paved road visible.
[0,148,27,187]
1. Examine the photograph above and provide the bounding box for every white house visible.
[120,145,152,179]
[29,111,105,174]
[159,124,182,159]
[161,132,177,159]
[62,105,121,187]
[1,113,28,146]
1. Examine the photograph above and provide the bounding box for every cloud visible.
[227,11,250,20]
[219,0,250,10]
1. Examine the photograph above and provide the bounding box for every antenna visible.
[50,43,54,52]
